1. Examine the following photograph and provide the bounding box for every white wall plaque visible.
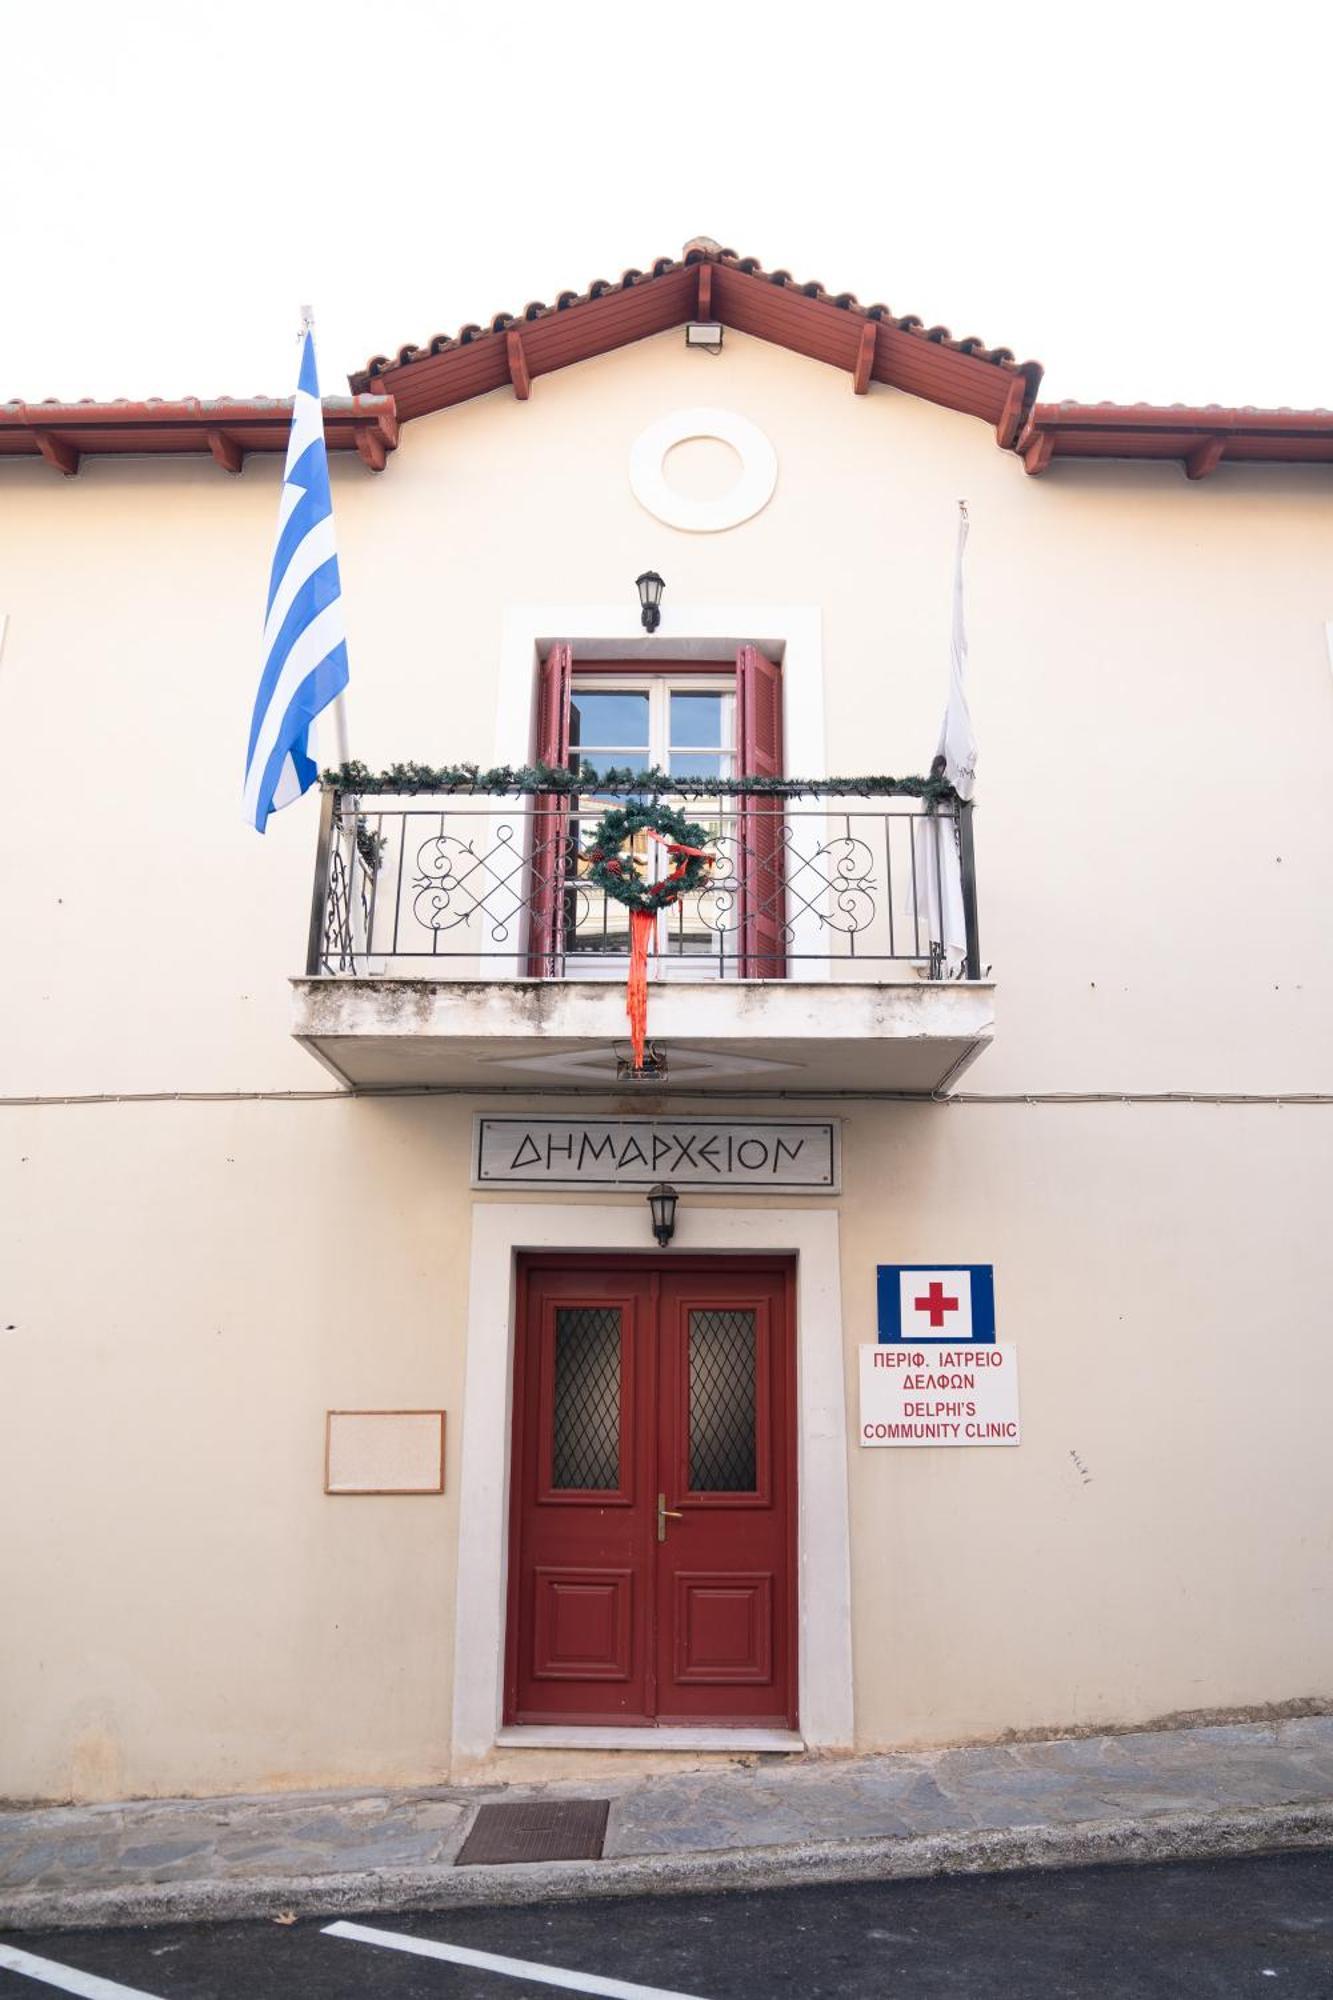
[325,1410,446,1494]
[472,1116,839,1192]
[859,1344,1020,1447]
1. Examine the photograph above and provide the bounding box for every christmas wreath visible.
[580,802,717,1071]
[581,801,715,914]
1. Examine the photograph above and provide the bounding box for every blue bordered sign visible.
[877,1265,996,1343]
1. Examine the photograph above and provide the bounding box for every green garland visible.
[582,802,715,914]
[324,759,958,803]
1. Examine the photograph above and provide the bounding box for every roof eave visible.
[0,397,399,474]
[1017,403,1333,476]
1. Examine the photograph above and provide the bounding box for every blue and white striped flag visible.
[243,326,349,832]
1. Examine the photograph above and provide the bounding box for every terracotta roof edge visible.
[348,242,1041,394]
[1028,401,1333,427]
[1,394,394,421]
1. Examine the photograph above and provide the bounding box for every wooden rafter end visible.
[34,430,79,476]
[1184,436,1226,480]
[851,320,878,395]
[206,429,244,474]
[996,373,1029,449]
[1022,430,1055,476]
[506,329,531,401]
[354,427,389,472]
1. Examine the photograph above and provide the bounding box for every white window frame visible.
[567,673,736,979]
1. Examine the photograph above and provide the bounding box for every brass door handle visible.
[657,1493,684,1542]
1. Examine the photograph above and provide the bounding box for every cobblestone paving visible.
[602,1716,1333,1855]
[1,1717,1331,1904]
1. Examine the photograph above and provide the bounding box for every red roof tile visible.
[349,240,1044,444]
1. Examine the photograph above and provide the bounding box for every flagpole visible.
[299,310,359,966]
[332,687,351,771]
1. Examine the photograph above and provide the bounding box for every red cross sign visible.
[878,1266,996,1343]
[914,1280,959,1328]
[892,1266,981,1341]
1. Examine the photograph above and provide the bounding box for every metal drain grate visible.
[455,1799,611,1866]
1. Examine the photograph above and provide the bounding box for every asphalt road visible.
[3,1850,1332,1998]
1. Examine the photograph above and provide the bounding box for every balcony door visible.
[525,647,786,979]
[505,1256,797,1727]
[568,675,733,976]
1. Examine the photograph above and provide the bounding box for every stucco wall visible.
[2,328,1331,1097]
[4,1094,1330,1799]
[2,327,1331,1798]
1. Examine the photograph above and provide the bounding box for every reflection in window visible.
[670,692,724,747]
[570,691,650,762]
[689,1308,757,1491]
[552,1307,621,1489]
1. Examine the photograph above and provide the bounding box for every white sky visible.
[4,0,1330,412]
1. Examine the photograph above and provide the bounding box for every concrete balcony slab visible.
[291,976,994,1095]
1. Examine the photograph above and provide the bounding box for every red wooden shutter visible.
[735,645,786,978]
[526,642,573,977]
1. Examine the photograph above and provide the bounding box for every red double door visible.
[506,1257,797,1728]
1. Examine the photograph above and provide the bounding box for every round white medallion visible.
[629,406,778,533]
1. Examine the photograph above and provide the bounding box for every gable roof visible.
[3,239,1331,478]
[349,238,1044,448]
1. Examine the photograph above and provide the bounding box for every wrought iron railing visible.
[306,787,981,981]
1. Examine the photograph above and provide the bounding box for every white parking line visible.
[0,1943,162,2000]
[323,1918,714,2000]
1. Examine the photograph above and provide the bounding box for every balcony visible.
[291,783,994,1095]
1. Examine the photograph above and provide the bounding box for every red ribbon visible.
[625,835,716,1071]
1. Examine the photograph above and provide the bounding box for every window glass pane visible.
[552,1306,621,1489]
[670,692,724,748]
[688,1308,757,1491]
[570,691,650,754]
[668,751,724,781]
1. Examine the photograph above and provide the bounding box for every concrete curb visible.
[3,1799,1333,1934]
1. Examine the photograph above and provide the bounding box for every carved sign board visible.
[472,1116,840,1193]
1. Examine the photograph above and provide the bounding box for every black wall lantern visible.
[647,1183,678,1247]
[636,571,665,632]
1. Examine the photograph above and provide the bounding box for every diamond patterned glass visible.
[552,1306,621,1489]
[688,1309,757,1492]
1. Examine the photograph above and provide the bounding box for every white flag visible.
[907,505,973,969]
[936,502,976,799]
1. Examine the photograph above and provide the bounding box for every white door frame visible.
[450,1201,854,1768]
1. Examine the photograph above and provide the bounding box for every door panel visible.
[533,1567,634,1681]
[656,1273,792,1722]
[509,1270,655,1722]
[672,1573,773,1684]
[507,1258,795,1728]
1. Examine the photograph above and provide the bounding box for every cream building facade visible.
[3,244,1332,1804]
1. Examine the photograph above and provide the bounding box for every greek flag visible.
[243,327,348,832]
